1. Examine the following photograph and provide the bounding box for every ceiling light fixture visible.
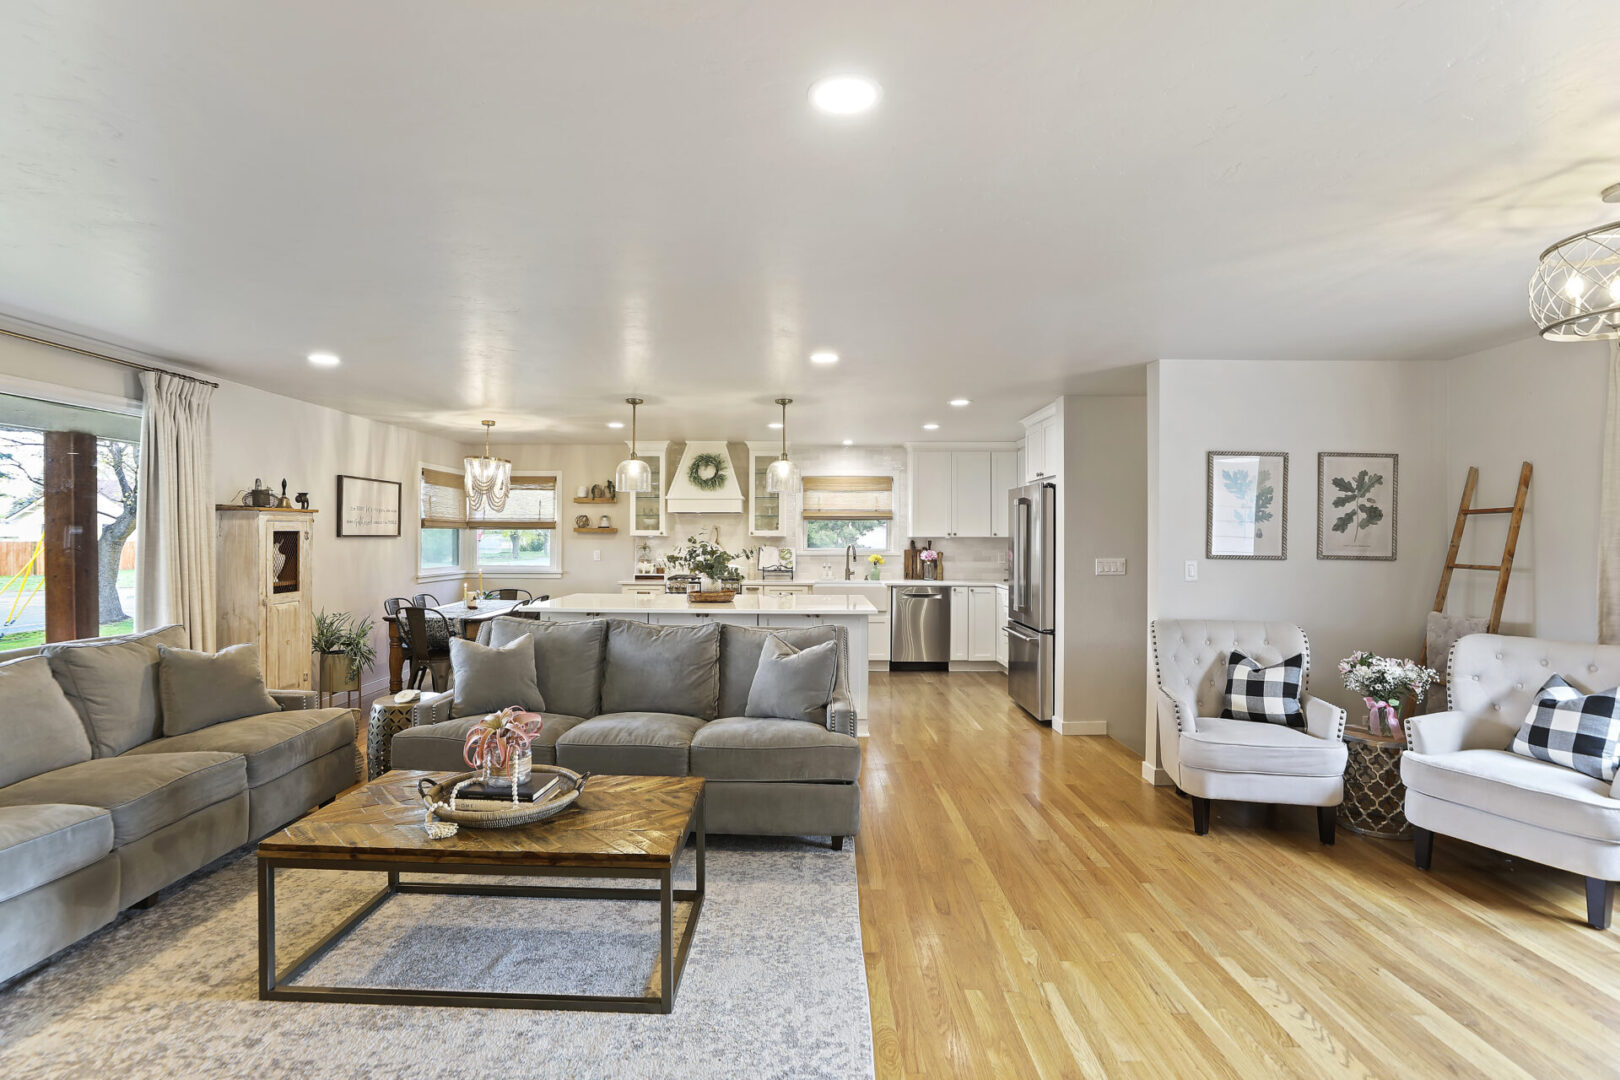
[307,351,340,367]
[464,420,511,513]
[809,76,881,115]
[606,421,625,429]
[842,439,854,446]
[948,398,970,407]
[614,398,652,493]
[922,422,940,431]
[810,350,840,365]
[1530,186,1620,340]
[768,422,783,429]
[766,398,801,495]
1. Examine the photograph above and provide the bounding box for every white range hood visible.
[664,441,745,514]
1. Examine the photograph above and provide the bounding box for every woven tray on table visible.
[416,765,586,829]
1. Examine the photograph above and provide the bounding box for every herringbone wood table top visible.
[259,771,704,869]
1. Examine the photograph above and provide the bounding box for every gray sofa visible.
[0,625,357,985]
[391,616,862,844]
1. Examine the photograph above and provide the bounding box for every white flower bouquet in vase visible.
[1338,651,1439,737]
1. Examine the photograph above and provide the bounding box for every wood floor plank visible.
[858,670,1620,1078]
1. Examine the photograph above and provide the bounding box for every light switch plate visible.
[1184,560,1199,581]
[1094,557,1127,576]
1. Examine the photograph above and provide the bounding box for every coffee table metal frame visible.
[257,794,705,1014]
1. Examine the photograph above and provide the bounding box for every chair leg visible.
[1190,797,1211,836]
[832,836,845,852]
[1413,826,1434,871]
[1586,878,1614,930]
[1317,806,1336,846]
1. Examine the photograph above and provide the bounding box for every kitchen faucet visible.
[845,544,856,580]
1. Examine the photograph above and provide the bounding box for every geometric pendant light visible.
[1529,185,1620,342]
[464,419,511,513]
[614,397,652,494]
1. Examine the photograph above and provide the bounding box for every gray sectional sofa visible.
[0,625,357,985]
[391,616,862,843]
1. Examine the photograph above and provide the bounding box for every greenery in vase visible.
[668,534,756,583]
[311,609,377,682]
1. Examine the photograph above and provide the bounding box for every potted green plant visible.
[668,534,756,593]
[311,610,377,698]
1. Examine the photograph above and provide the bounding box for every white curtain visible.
[135,372,216,649]
[1602,341,1620,644]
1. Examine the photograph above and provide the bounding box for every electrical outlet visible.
[1094,557,1127,576]
[593,549,601,562]
[1184,560,1198,581]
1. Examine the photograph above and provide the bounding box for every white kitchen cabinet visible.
[1020,403,1061,482]
[949,587,970,661]
[746,442,790,536]
[628,440,668,536]
[989,450,1017,537]
[741,583,814,597]
[968,587,998,662]
[951,452,992,536]
[759,613,825,628]
[995,586,1009,668]
[620,584,665,597]
[869,615,890,663]
[650,611,759,627]
[910,450,954,537]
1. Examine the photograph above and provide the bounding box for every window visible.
[419,467,466,574]
[802,475,893,551]
[0,391,141,645]
[471,474,559,572]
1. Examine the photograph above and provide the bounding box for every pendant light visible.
[765,397,801,494]
[614,397,652,493]
[1529,184,1620,341]
[464,419,511,513]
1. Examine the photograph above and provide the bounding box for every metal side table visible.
[367,699,417,780]
[1338,727,1411,839]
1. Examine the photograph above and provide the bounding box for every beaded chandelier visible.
[464,419,511,513]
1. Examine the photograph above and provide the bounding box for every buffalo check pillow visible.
[1220,650,1305,727]
[1509,674,1620,782]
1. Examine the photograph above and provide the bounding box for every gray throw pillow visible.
[0,655,94,787]
[718,623,840,719]
[601,619,721,720]
[486,616,607,718]
[745,636,840,724]
[45,624,187,756]
[158,643,280,736]
[450,634,547,718]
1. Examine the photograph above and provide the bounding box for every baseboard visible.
[868,660,890,671]
[1052,717,1107,736]
[1141,762,1172,786]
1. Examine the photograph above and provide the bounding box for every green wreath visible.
[686,451,729,491]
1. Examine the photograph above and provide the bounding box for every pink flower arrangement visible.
[463,707,544,774]
[919,549,939,562]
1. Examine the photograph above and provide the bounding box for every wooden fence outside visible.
[0,538,136,578]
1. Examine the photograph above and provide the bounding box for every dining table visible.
[380,598,526,693]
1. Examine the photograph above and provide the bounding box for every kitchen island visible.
[520,592,877,728]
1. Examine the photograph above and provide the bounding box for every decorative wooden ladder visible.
[1419,461,1534,668]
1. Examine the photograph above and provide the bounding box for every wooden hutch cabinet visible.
[215,506,316,691]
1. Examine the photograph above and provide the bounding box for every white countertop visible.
[531,592,878,614]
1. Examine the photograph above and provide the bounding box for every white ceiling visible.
[1,2,1618,445]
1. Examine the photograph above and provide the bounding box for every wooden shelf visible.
[573,496,619,504]
[574,526,618,534]
[216,504,317,513]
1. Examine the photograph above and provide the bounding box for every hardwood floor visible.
[857,670,1620,1079]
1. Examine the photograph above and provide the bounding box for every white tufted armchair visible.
[1403,633,1620,930]
[1150,620,1348,841]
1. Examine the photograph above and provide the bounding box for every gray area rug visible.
[0,838,873,1080]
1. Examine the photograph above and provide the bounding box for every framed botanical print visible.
[1206,451,1288,559]
[1317,452,1397,560]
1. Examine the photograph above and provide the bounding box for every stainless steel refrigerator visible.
[1007,481,1056,721]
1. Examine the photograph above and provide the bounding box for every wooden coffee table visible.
[256,770,705,1013]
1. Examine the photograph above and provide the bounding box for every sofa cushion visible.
[1180,717,1347,777]
[1508,675,1620,782]
[745,636,839,725]
[601,620,720,721]
[1401,749,1620,843]
[719,624,841,724]
[391,712,588,771]
[157,642,281,737]
[450,634,547,718]
[43,625,187,757]
[0,804,114,903]
[1220,649,1304,727]
[554,712,706,776]
[691,718,861,782]
[487,617,606,719]
[123,708,354,787]
[0,752,246,846]
[0,655,94,789]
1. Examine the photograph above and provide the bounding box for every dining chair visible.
[412,592,440,609]
[493,588,533,603]
[402,605,453,692]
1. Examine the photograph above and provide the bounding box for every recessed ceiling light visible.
[307,351,340,367]
[810,350,840,365]
[922,423,940,431]
[809,76,881,116]
[769,422,784,429]
[606,421,625,429]
[948,398,970,407]
[842,438,853,446]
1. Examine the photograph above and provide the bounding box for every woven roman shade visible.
[468,474,557,529]
[420,468,468,529]
[802,475,894,520]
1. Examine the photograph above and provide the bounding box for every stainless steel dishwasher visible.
[891,585,950,669]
